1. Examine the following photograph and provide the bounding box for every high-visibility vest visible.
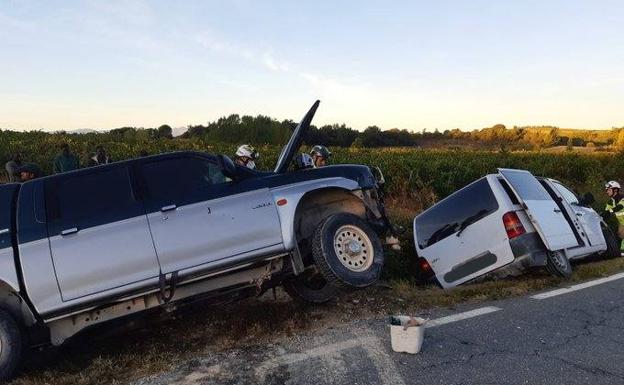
[606,197,624,225]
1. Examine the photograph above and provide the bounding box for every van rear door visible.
[413,177,515,288]
[498,169,578,251]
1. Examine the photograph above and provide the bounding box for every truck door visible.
[139,155,283,275]
[0,185,19,291]
[498,169,578,251]
[413,177,514,288]
[549,180,604,247]
[46,166,161,301]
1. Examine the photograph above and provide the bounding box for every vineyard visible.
[1,130,622,210]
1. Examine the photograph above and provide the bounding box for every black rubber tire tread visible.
[0,308,23,382]
[546,250,572,278]
[311,213,384,289]
[601,226,620,259]
[283,274,339,304]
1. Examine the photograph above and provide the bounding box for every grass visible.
[10,256,624,385]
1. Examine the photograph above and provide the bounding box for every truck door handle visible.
[576,212,583,217]
[61,227,79,236]
[553,208,562,213]
[161,204,177,212]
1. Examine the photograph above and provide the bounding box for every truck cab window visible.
[47,167,141,233]
[140,157,227,210]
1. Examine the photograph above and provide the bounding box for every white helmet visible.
[605,181,621,190]
[235,144,259,169]
[236,144,258,159]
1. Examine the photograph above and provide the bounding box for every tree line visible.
[2,113,624,151]
[182,114,624,150]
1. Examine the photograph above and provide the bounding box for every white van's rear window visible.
[415,178,498,249]
[499,170,551,201]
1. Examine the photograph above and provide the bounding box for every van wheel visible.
[601,226,620,259]
[0,309,23,382]
[311,213,384,289]
[546,250,572,278]
[283,272,339,304]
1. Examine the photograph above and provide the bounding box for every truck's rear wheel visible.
[311,213,384,289]
[546,250,572,278]
[601,225,620,259]
[283,272,339,304]
[0,309,23,382]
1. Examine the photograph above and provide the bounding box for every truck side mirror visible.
[217,155,238,180]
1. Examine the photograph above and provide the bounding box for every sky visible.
[1,0,623,132]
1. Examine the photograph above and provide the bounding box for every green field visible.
[2,131,620,206]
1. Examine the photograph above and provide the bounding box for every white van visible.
[413,168,620,288]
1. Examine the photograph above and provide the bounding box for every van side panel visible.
[16,181,64,315]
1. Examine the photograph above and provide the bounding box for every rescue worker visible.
[5,152,23,182]
[310,145,331,168]
[234,144,259,169]
[604,180,624,254]
[53,143,80,174]
[88,146,111,167]
[18,163,41,182]
[293,153,314,170]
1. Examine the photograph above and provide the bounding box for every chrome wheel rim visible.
[333,225,374,272]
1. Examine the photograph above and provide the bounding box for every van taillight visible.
[418,258,432,273]
[503,212,526,239]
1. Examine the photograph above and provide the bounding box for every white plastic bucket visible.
[390,316,427,354]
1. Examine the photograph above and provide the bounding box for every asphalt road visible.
[137,275,624,385]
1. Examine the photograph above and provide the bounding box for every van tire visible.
[601,226,620,259]
[0,309,23,382]
[311,213,384,289]
[546,250,572,278]
[283,273,339,304]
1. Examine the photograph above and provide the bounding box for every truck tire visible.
[283,272,339,304]
[601,226,620,259]
[546,250,572,278]
[0,309,23,382]
[311,213,384,289]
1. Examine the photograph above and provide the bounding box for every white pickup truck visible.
[0,101,396,380]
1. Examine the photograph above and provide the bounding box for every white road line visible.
[254,306,502,381]
[357,331,407,385]
[254,337,377,380]
[531,272,624,300]
[426,306,502,328]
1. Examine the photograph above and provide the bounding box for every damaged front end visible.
[358,166,402,250]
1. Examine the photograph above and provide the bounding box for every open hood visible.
[273,100,320,173]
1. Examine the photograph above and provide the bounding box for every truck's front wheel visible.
[0,309,23,382]
[312,213,384,289]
